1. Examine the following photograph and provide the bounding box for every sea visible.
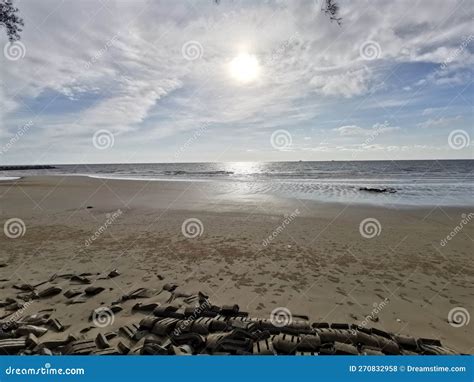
[1,160,472,207]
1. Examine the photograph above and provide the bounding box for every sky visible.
[0,0,473,164]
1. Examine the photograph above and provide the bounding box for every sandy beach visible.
[0,176,472,354]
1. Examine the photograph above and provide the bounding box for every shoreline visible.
[1,176,473,353]
[0,175,472,210]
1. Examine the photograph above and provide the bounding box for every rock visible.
[0,298,16,308]
[48,318,65,332]
[394,335,418,350]
[117,341,130,355]
[26,333,39,348]
[95,333,110,349]
[110,305,123,313]
[94,347,121,355]
[0,329,16,339]
[13,284,35,291]
[153,305,183,319]
[119,324,139,339]
[0,338,27,354]
[67,296,88,304]
[36,334,76,350]
[253,338,276,355]
[64,339,97,355]
[16,325,48,337]
[4,301,25,311]
[296,334,321,352]
[359,187,396,193]
[333,342,359,355]
[84,286,105,296]
[39,347,53,355]
[64,289,82,299]
[151,318,179,336]
[20,314,50,326]
[172,344,193,355]
[163,283,178,292]
[141,337,168,355]
[70,275,91,284]
[123,287,157,300]
[220,304,240,316]
[107,269,120,278]
[132,330,148,341]
[38,286,62,298]
[132,302,159,312]
[139,316,160,331]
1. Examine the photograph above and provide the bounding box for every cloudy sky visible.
[0,0,473,164]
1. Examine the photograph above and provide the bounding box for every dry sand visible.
[0,176,472,353]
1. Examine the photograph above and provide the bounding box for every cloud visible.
[309,66,371,98]
[417,115,462,129]
[334,123,399,136]
[0,0,473,162]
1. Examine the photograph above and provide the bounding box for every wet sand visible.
[0,176,472,353]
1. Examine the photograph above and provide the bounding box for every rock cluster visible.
[0,270,458,355]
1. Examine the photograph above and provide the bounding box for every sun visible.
[229,53,260,83]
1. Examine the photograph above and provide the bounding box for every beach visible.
[0,175,472,353]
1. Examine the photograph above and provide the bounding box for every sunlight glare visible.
[229,53,260,83]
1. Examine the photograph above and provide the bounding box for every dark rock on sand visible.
[359,187,396,193]
[64,289,82,299]
[95,333,110,349]
[38,286,62,298]
[84,286,105,296]
[16,325,48,337]
[107,269,120,278]
[70,275,91,284]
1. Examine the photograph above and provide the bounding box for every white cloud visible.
[334,123,399,136]
[417,115,462,129]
